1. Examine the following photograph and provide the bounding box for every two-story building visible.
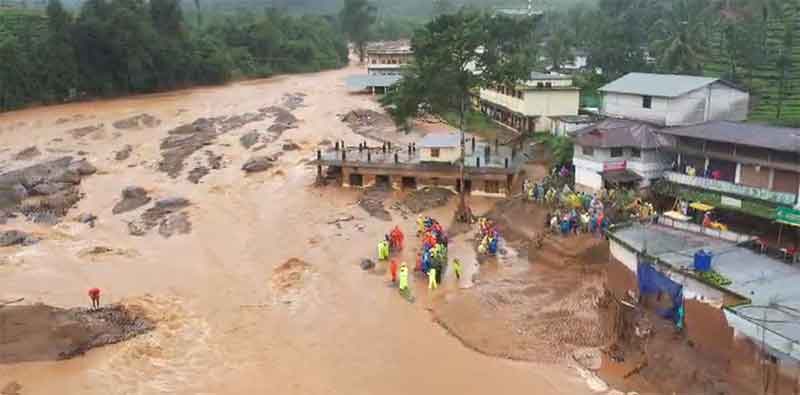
[573,73,752,192]
[572,118,673,192]
[656,121,800,228]
[478,71,580,133]
[599,72,749,126]
[346,41,412,94]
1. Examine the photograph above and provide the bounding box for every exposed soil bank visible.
[0,303,153,363]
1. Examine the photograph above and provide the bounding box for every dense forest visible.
[0,0,347,111]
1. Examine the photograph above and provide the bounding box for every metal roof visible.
[659,121,800,153]
[419,133,461,148]
[573,118,670,149]
[529,71,572,81]
[345,75,402,91]
[599,72,737,98]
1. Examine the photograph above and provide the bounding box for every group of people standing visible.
[477,217,500,255]
[523,178,611,238]
[416,216,451,290]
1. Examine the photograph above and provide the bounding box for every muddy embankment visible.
[0,302,153,364]
[429,197,613,364]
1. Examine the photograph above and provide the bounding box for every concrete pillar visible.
[769,168,775,190]
[735,163,742,184]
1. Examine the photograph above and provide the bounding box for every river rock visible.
[115,145,133,161]
[360,258,376,270]
[242,156,275,173]
[68,159,97,176]
[0,230,37,247]
[240,131,261,149]
[32,182,70,196]
[282,142,301,151]
[127,220,147,236]
[158,211,192,238]
[15,146,41,160]
[112,187,151,215]
[153,197,190,211]
[76,212,97,227]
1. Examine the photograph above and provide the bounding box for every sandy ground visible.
[0,63,591,394]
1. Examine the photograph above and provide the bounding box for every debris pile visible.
[112,114,161,129]
[341,109,390,129]
[401,187,455,213]
[0,157,96,223]
[358,189,392,221]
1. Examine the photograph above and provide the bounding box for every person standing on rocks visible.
[88,287,101,309]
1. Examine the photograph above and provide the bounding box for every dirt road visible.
[0,63,590,394]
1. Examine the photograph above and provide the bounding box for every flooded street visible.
[0,63,590,394]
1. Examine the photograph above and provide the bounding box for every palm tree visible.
[651,0,711,75]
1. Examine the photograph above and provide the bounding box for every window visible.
[537,82,544,88]
[485,180,500,194]
[582,146,594,156]
[611,148,623,157]
[545,82,552,88]
[642,95,652,109]
[631,148,641,158]
[430,148,440,158]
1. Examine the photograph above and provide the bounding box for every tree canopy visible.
[340,0,376,62]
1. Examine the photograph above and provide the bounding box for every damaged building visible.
[312,132,525,197]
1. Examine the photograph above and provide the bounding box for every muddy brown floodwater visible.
[0,62,591,394]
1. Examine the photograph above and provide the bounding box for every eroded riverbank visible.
[0,63,590,395]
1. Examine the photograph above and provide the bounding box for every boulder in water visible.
[112,187,151,215]
[360,258,376,270]
[242,156,275,173]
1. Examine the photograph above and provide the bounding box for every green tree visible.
[383,9,536,216]
[43,0,79,101]
[651,0,710,75]
[545,28,573,72]
[340,0,377,62]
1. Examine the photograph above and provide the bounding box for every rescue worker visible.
[390,260,398,283]
[428,267,438,290]
[88,287,101,309]
[398,263,409,297]
[416,215,425,237]
[452,258,463,280]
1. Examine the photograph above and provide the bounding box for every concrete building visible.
[572,118,673,192]
[478,71,580,133]
[346,41,412,94]
[549,115,596,137]
[656,121,800,223]
[311,133,524,197]
[607,222,800,392]
[599,73,750,127]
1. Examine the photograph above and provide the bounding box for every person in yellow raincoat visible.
[398,263,409,296]
[428,267,438,290]
[416,215,425,237]
[378,240,389,261]
[452,258,463,280]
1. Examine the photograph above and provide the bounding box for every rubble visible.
[75,212,97,227]
[282,141,301,151]
[357,189,391,221]
[360,258,376,270]
[112,186,151,215]
[187,167,209,184]
[400,187,455,214]
[158,212,192,238]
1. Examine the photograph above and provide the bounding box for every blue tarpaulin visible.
[637,258,684,323]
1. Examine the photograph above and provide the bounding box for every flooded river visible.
[0,63,590,394]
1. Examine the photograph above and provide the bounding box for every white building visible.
[599,73,750,126]
[478,72,580,133]
[572,118,673,192]
[550,115,596,137]
[419,133,461,163]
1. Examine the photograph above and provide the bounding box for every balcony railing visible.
[664,171,798,206]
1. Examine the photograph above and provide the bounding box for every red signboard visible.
[603,160,627,172]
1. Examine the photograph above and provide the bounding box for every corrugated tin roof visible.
[659,121,800,153]
[345,75,402,91]
[419,133,461,148]
[573,118,669,149]
[599,72,730,98]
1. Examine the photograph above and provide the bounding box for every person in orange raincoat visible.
[390,260,399,283]
[390,226,404,250]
